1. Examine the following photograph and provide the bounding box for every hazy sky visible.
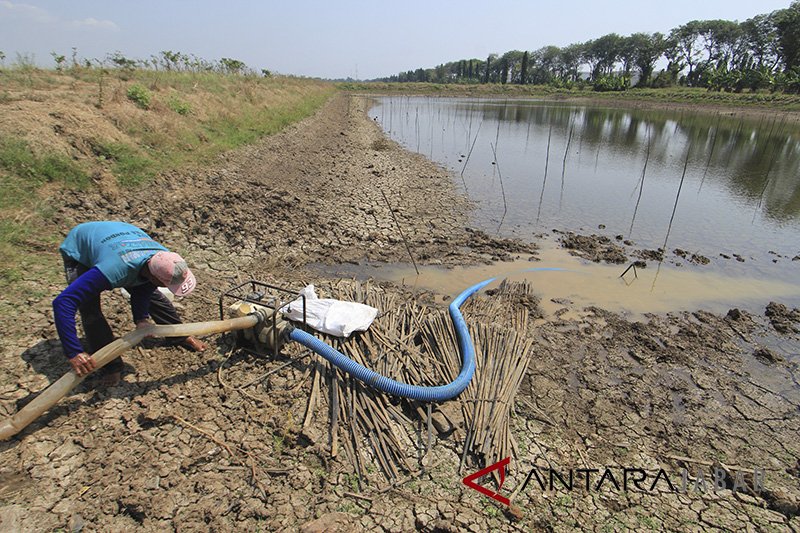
[0,0,793,80]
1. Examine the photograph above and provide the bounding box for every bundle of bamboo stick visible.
[300,278,537,486]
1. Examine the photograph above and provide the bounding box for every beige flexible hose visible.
[0,314,259,441]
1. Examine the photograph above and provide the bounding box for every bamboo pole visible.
[697,113,721,194]
[536,124,553,223]
[629,123,652,237]
[460,121,483,192]
[660,141,692,255]
[490,142,508,219]
[560,115,576,208]
[380,189,419,275]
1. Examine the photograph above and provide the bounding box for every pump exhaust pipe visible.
[1,276,499,440]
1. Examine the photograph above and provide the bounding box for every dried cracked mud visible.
[0,94,798,532]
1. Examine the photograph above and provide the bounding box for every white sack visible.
[280,284,378,338]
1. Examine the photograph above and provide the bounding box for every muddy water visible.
[316,241,800,318]
[369,97,800,288]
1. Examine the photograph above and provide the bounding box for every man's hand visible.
[136,319,155,338]
[69,352,96,377]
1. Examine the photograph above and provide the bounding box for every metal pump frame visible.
[218,280,307,358]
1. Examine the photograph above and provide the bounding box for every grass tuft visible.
[93,141,156,187]
[167,95,191,115]
[0,137,88,209]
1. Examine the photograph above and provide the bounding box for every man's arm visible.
[127,282,156,326]
[52,267,112,375]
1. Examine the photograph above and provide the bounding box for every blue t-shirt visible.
[59,221,167,288]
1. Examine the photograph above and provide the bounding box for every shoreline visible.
[309,238,800,320]
[348,87,800,124]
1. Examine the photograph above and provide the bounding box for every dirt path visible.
[0,93,798,532]
[123,95,530,275]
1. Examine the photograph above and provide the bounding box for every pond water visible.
[369,97,800,291]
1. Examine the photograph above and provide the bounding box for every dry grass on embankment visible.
[0,67,335,294]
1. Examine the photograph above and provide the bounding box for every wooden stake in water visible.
[560,115,576,208]
[752,132,784,223]
[536,124,553,223]
[381,189,420,275]
[629,123,652,236]
[594,140,601,174]
[662,142,692,252]
[429,108,434,159]
[525,117,532,151]
[652,141,692,291]
[490,141,509,220]
[415,106,420,153]
[697,113,721,194]
[460,120,483,192]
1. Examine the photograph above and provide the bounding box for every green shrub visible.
[126,83,151,109]
[167,95,191,115]
[593,74,631,92]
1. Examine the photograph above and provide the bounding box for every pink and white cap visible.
[148,251,196,297]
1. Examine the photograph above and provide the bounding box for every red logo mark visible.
[462,457,511,506]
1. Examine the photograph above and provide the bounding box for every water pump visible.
[218,280,305,357]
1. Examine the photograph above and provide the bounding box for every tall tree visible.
[520,51,529,84]
[662,35,686,84]
[434,64,446,83]
[669,21,703,84]
[628,32,666,86]
[741,14,780,70]
[617,35,637,76]
[558,43,584,82]
[774,1,800,70]
[696,19,741,68]
[581,39,602,80]
[498,50,525,83]
[533,45,560,83]
[592,33,624,77]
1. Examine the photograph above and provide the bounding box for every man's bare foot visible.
[180,336,207,352]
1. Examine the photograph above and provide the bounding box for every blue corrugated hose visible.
[287,277,496,402]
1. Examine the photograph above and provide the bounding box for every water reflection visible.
[371,97,800,284]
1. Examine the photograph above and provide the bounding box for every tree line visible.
[382,2,800,93]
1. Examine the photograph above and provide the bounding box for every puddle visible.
[311,240,800,319]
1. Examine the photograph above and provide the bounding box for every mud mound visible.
[559,232,627,264]
[765,302,800,334]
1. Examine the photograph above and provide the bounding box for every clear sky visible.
[0,0,793,80]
